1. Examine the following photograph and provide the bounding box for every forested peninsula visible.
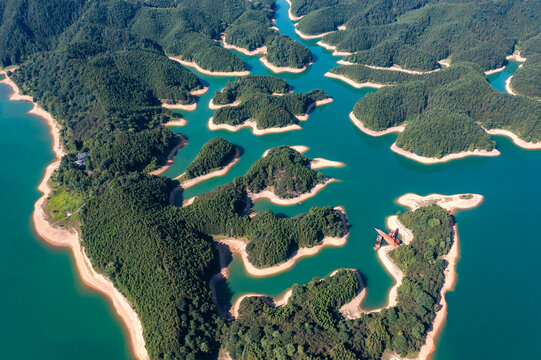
[210,76,330,132]
[2,0,538,360]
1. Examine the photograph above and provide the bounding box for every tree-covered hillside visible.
[223,204,456,359]
[511,34,541,98]
[341,62,541,158]
[182,137,237,180]
[296,0,540,72]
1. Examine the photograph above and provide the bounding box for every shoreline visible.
[390,143,501,164]
[168,56,250,77]
[260,57,311,74]
[214,206,349,277]
[349,112,405,136]
[208,117,302,135]
[209,98,241,110]
[223,36,267,56]
[262,145,309,157]
[505,75,517,96]
[0,74,149,360]
[310,157,345,169]
[248,178,335,205]
[176,147,241,188]
[285,0,303,21]
[325,72,388,89]
[230,289,293,319]
[506,50,527,62]
[294,26,334,40]
[161,101,197,111]
[363,63,440,75]
[485,65,506,75]
[484,128,541,149]
[190,86,209,96]
[148,134,187,176]
[296,97,334,121]
[317,41,352,56]
[163,118,187,127]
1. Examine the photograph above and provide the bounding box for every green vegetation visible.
[212,81,327,129]
[182,138,237,180]
[511,35,541,98]
[244,146,324,198]
[289,0,340,18]
[11,49,197,173]
[224,8,313,69]
[296,0,540,72]
[343,62,541,157]
[46,183,84,223]
[213,75,289,105]
[223,204,456,359]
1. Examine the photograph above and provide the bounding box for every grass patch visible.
[46,183,84,223]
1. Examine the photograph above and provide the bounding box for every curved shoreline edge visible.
[325,72,387,89]
[484,128,541,149]
[0,74,149,360]
[212,205,348,278]
[175,147,242,188]
[168,56,250,77]
[259,57,311,74]
[148,134,187,176]
[349,112,502,163]
[249,177,336,205]
[208,117,302,135]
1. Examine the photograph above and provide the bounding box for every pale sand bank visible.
[438,59,450,68]
[484,128,541,149]
[249,178,336,206]
[505,75,517,96]
[310,158,345,170]
[168,56,250,77]
[296,98,333,121]
[175,147,241,188]
[163,118,187,127]
[214,206,348,277]
[260,57,311,74]
[161,102,197,111]
[182,196,197,207]
[326,72,387,89]
[262,145,309,157]
[506,50,527,62]
[209,98,241,110]
[286,0,303,21]
[294,26,334,40]
[485,66,506,75]
[317,41,351,56]
[190,87,209,96]
[0,74,149,360]
[208,117,302,135]
[349,112,405,135]
[391,143,501,164]
[317,41,352,56]
[148,134,187,176]
[223,36,267,56]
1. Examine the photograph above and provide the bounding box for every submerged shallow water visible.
[1,1,539,358]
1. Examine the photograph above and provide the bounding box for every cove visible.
[1,0,540,359]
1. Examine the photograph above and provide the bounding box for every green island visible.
[295,0,540,72]
[180,137,237,181]
[212,75,290,105]
[224,204,456,359]
[211,77,329,130]
[338,62,541,158]
[2,0,540,359]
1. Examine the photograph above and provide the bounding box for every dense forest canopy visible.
[342,62,541,157]
[182,137,237,180]
[296,0,541,72]
[212,77,328,129]
[223,204,456,359]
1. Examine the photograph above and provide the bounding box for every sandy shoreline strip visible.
[223,36,267,56]
[260,57,311,74]
[214,206,348,277]
[208,117,302,135]
[485,66,506,75]
[326,72,387,89]
[285,0,303,21]
[262,145,309,157]
[349,112,405,136]
[317,41,353,56]
[162,102,197,111]
[0,74,149,360]
[209,98,241,110]
[506,50,527,62]
[230,289,293,319]
[294,26,334,40]
[390,143,501,164]
[175,147,241,188]
[484,128,541,149]
[168,56,250,77]
[190,87,209,96]
[163,118,187,127]
[148,134,187,176]
[249,178,335,205]
[310,158,345,169]
[363,63,441,75]
[505,75,517,96]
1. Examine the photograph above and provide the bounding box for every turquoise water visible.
[1,0,539,358]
